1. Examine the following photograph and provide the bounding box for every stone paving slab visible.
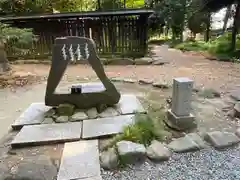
[204,131,240,149]
[2,155,58,180]
[11,103,51,130]
[230,90,240,101]
[82,115,135,139]
[83,176,103,180]
[236,128,240,137]
[11,122,82,147]
[117,94,146,115]
[57,140,101,180]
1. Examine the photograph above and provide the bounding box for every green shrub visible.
[173,32,240,62]
[120,113,159,146]
[208,32,233,54]
[0,23,36,55]
[102,111,166,151]
[174,40,209,51]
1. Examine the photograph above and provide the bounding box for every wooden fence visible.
[0,9,153,60]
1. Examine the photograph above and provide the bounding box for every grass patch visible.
[102,108,169,151]
[173,32,240,62]
[120,113,160,146]
[105,110,168,167]
[174,40,209,52]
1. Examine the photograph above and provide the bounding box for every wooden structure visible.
[0,9,153,59]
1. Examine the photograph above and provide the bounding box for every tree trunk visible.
[231,3,240,51]
[0,40,10,73]
[192,32,196,40]
[222,5,232,33]
[180,0,187,42]
[205,12,211,42]
[180,31,183,42]
[165,26,169,36]
[97,0,101,10]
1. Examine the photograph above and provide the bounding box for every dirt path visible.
[0,44,240,140]
[13,45,240,93]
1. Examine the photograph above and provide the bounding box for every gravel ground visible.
[102,147,240,180]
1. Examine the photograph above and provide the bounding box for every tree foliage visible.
[202,0,237,12]
[201,0,240,51]
[152,0,188,39]
[187,0,209,34]
[0,0,53,15]
[0,0,146,14]
[0,23,36,54]
[0,23,35,72]
[53,0,97,12]
[124,0,145,8]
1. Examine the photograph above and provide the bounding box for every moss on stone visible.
[57,104,75,116]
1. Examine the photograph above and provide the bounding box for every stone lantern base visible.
[165,109,197,131]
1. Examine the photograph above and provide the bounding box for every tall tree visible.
[0,0,98,15]
[205,11,211,42]
[153,0,188,41]
[222,5,232,33]
[231,2,240,51]
[202,0,240,50]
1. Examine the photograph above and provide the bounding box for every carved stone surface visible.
[82,115,135,139]
[57,140,101,180]
[12,103,51,130]
[45,36,121,109]
[11,122,82,147]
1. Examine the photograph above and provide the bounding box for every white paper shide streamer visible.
[85,43,90,60]
[69,44,74,61]
[61,44,67,60]
[75,44,82,61]
[61,43,90,61]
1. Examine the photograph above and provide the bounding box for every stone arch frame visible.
[45,36,121,109]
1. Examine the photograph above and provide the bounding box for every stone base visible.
[164,109,197,131]
[11,94,146,129]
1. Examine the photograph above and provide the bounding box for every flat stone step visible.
[117,94,146,115]
[57,140,101,180]
[11,103,51,130]
[82,114,135,139]
[11,122,82,148]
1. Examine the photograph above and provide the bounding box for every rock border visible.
[111,77,171,90]
[10,57,169,66]
[100,130,240,170]
[110,78,226,102]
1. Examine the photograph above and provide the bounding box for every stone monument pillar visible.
[165,77,196,131]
